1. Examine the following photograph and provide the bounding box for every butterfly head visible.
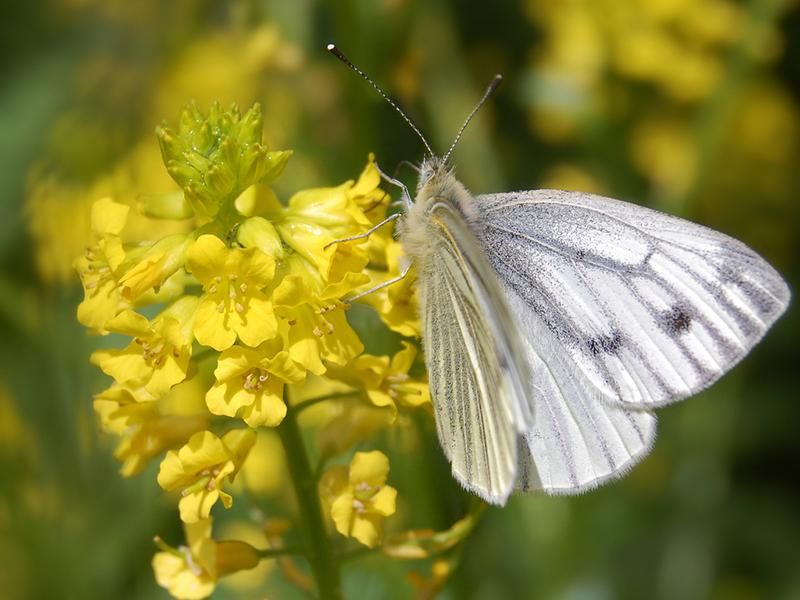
[416,156,452,194]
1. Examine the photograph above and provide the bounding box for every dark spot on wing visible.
[587,331,623,356]
[642,247,655,266]
[663,304,692,334]
[576,249,587,260]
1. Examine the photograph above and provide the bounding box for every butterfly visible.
[328,45,791,505]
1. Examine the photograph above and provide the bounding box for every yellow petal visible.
[102,235,127,271]
[349,451,389,488]
[242,387,286,427]
[186,235,229,284]
[391,342,418,373]
[186,518,213,549]
[76,280,124,331]
[152,551,216,600]
[370,485,397,516]
[349,154,382,199]
[350,514,382,548]
[280,311,326,376]
[272,274,307,308]
[92,347,152,386]
[91,197,129,236]
[366,390,395,411]
[318,465,349,509]
[319,309,364,366]
[323,271,370,301]
[205,382,253,418]
[221,428,257,469]
[351,355,388,388]
[213,346,257,381]
[120,234,192,301]
[262,350,306,384]
[194,298,237,351]
[276,221,337,276]
[330,493,355,538]
[157,450,185,490]
[236,247,276,288]
[145,353,189,398]
[233,295,276,347]
[218,490,233,510]
[179,431,230,472]
[104,310,151,337]
[179,489,220,523]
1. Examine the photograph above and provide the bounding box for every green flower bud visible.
[156,101,291,221]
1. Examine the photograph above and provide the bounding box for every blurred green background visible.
[1,0,798,598]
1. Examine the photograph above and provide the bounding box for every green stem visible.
[278,393,342,599]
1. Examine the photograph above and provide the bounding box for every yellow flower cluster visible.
[522,0,791,200]
[77,102,435,598]
[26,22,301,286]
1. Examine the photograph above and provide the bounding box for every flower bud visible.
[157,102,292,220]
[237,216,284,259]
[138,191,194,220]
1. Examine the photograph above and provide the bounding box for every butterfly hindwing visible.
[504,283,658,493]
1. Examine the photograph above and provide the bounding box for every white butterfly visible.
[328,45,791,505]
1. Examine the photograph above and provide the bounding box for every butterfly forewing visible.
[478,189,790,409]
[418,201,533,503]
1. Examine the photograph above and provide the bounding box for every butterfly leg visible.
[391,159,421,179]
[323,212,401,250]
[345,261,412,303]
[375,162,414,210]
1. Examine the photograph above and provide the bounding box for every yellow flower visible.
[119,233,193,301]
[320,450,397,548]
[94,383,208,477]
[337,342,430,415]
[266,155,386,284]
[347,154,391,223]
[90,297,197,399]
[187,234,278,351]
[205,344,305,427]
[153,518,260,600]
[361,241,421,338]
[74,197,130,331]
[273,273,365,375]
[157,429,256,523]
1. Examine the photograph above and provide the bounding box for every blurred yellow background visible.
[1,0,798,598]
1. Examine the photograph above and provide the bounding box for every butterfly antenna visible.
[443,74,502,164]
[327,43,434,157]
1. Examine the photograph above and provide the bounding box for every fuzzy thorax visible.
[399,158,482,266]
